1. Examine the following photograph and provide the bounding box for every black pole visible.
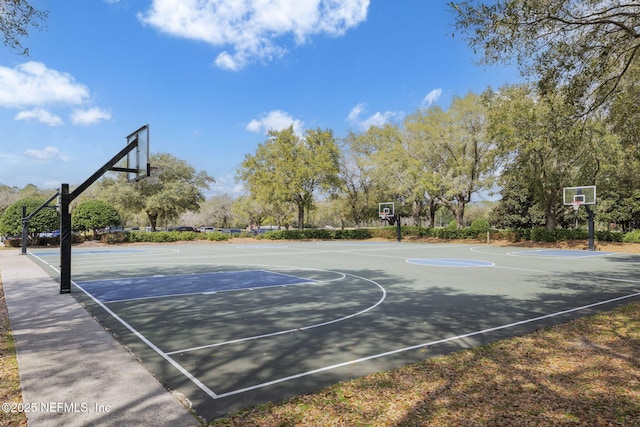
[59,184,72,293]
[587,206,595,251]
[396,214,401,242]
[21,206,28,255]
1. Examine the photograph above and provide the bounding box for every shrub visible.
[261,228,371,240]
[205,232,231,242]
[623,230,640,243]
[470,218,490,233]
[595,231,624,242]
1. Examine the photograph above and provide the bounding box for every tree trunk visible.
[297,204,304,230]
[147,212,158,231]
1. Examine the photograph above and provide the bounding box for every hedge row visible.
[122,231,231,243]
[366,226,630,243]
[258,228,372,240]
[6,227,639,247]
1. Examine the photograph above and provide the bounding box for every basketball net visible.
[572,201,582,211]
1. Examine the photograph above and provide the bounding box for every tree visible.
[232,196,268,229]
[0,0,48,55]
[97,153,214,231]
[0,184,20,214]
[403,107,451,227]
[433,92,500,228]
[195,194,234,228]
[72,199,121,237]
[237,126,341,230]
[338,131,385,227]
[450,1,640,115]
[0,196,58,240]
[487,84,618,229]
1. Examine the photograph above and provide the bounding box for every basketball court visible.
[27,240,640,420]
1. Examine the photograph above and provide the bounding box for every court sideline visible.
[0,249,197,426]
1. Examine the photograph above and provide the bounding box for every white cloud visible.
[421,88,442,108]
[347,102,403,130]
[70,107,112,126]
[14,108,63,126]
[246,110,304,135]
[139,0,370,70]
[347,103,366,122]
[0,61,89,108]
[24,146,68,161]
[0,61,111,126]
[206,173,246,197]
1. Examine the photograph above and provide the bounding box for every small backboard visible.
[563,185,596,210]
[379,202,395,220]
[126,124,150,182]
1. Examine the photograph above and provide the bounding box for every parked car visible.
[169,226,200,232]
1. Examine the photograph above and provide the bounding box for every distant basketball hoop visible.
[378,202,395,221]
[563,185,595,251]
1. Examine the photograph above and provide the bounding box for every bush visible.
[470,218,490,233]
[205,232,231,242]
[260,228,372,240]
[596,231,624,242]
[623,230,640,243]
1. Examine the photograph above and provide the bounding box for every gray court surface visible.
[22,241,640,421]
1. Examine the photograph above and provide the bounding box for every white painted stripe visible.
[214,290,640,398]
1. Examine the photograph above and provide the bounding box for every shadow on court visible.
[68,254,640,421]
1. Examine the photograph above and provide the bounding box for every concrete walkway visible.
[0,249,198,427]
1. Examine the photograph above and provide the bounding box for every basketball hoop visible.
[571,201,582,211]
[378,202,394,222]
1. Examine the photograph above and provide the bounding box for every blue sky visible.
[0,0,520,197]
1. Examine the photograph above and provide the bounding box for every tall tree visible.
[0,0,47,55]
[450,1,640,114]
[436,92,500,228]
[487,84,617,229]
[97,153,214,230]
[237,126,341,230]
[403,106,450,227]
[339,131,388,227]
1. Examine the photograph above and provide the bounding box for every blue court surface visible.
[79,270,314,302]
[28,241,640,421]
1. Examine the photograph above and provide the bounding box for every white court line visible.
[30,252,385,401]
[28,248,640,402]
[166,271,386,355]
[28,253,220,400]
[213,290,640,399]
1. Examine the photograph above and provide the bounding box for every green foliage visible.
[123,230,231,244]
[595,231,624,243]
[623,230,640,244]
[205,231,232,241]
[450,1,640,114]
[0,197,58,237]
[72,199,121,234]
[96,152,214,231]
[237,126,341,230]
[470,218,490,233]
[260,228,371,240]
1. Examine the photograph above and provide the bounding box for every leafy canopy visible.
[0,0,48,55]
[72,199,121,234]
[0,196,58,237]
[450,1,640,114]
